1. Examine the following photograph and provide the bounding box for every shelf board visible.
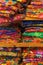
[0,42,43,47]
[23,17,43,20]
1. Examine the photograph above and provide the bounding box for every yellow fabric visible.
[17,0,22,2]
[26,63,32,65]
[2,64,6,65]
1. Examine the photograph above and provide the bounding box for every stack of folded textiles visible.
[0,2,26,25]
[0,27,21,43]
[0,3,14,26]
[22,47,43,65]
[22,20,43,43]
[24,1,43,20]
[22,27,43,43]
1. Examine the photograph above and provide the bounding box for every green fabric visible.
[24,40,32,42]
[38,64,42,65]
[23,32,43,38]
[39,9,43,12]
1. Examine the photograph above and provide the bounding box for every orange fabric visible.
[6,61,11,65]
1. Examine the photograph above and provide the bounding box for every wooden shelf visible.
[0,42,43,47]
[24,18,43,20]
